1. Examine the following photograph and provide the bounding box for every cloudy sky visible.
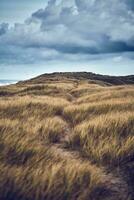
[0,0,134,79]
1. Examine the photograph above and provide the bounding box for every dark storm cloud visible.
[125,0,134,10]
[0,23,8,35]
[0,0,134,65]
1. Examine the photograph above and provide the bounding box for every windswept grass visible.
[76,86,134,104]
[64,98,134,124]
[67,111,134,167]
[0,96,69,120]
[36,117,67,143]
[0,76,133,200]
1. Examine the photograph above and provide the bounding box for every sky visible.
[0,0,134,79]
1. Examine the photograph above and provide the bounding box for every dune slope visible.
[0,72,134,200]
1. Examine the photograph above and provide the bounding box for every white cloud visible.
[113,56,123,62]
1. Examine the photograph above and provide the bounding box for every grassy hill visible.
[0,72,134,200]
[19,72,134,85]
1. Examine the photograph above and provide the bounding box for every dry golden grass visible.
[0,77,133,200]
[67,111,134,166]
[76,86,134,104]
[64,98,134,124]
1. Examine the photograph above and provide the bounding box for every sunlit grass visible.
[0,79,133,200]
[67,111,134,166]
